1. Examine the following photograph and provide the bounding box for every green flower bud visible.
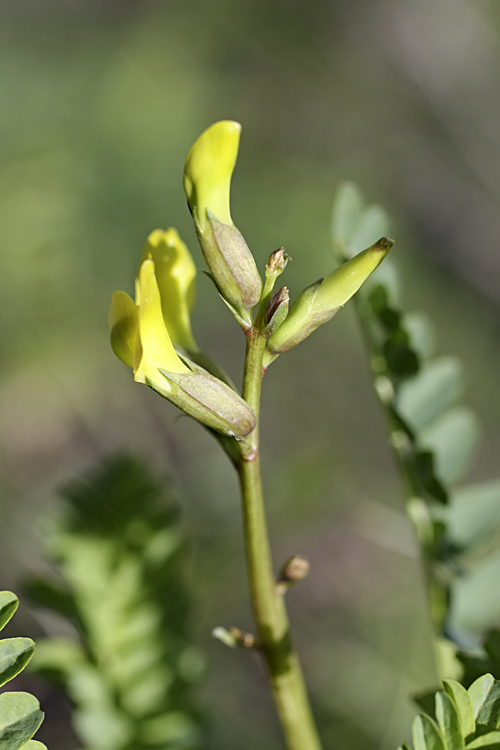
[267,237,393,356]
[183,121,262,325]
[263,286,289,337]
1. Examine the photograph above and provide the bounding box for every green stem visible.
[236,329,322,750]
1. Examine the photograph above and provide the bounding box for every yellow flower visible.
[109,242,256,439]
[183,121,262,325]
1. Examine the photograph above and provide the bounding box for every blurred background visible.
[1,0,500,748]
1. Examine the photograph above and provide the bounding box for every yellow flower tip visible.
[109,291,138,369]
[183,120,242,231]
[134,259,190,383]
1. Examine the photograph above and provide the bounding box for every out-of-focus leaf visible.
[0,639,35,688]
[468,675,500,734]
[0,594,19,632]
[405,312,436,361]
[331,182,363,253]
[435,692,464,750]
[73,706,133,750]
[18,742,48,749]
[452,553,500,634]
[447,482,500,550]
[29,455,204,750]
[349,204,390,255]
[419,407,480,485]
[23,579,77,623]
[0,692,44,750]
[412,714,446,750]
[396,358,464,433]
[443,680,475,739]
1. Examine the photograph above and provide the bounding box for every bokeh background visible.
[1,0,500,748]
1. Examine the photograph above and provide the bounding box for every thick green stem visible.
[236,329,322,750]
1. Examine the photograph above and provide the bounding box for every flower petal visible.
[108,291,139,369]
[139,228,197,351]
[183,120,241,231]
[134,259,189,383]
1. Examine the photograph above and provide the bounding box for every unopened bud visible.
[184,121,262,324]
[212,626,257,649]
[263,286,289,336]
[229,627,257,649]
[266,248,289,278]
[267,237,393,356]
[277,555,310,593]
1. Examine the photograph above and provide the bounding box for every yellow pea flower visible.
[183,121,262,325]
[109,255,255,439]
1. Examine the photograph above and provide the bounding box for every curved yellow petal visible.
[134,260,189,384]
[138,228,197,351]
[108,291,139,369]
[183,120,241,231]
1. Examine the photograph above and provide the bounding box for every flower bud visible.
[266,247,289,278]
[138,228,197,351]
[267,237,393,356]
[263,286,289,337]
[183,121,262,323]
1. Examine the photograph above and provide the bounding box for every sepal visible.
[148,359,256,440]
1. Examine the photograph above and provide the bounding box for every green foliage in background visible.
[0,591,47,750]
[26,455,205,750]
[331,183,500,684]
[398,674,500,750]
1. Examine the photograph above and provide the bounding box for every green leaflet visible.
[466,732,500,748]
[412,714,446,750]
[468,675,500,734]
[436,692,464,750]
[0,639,35,688]
[0,692,43,750]
[0,594,18,632]
[28,455,205,750]
[443,680,475,740]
